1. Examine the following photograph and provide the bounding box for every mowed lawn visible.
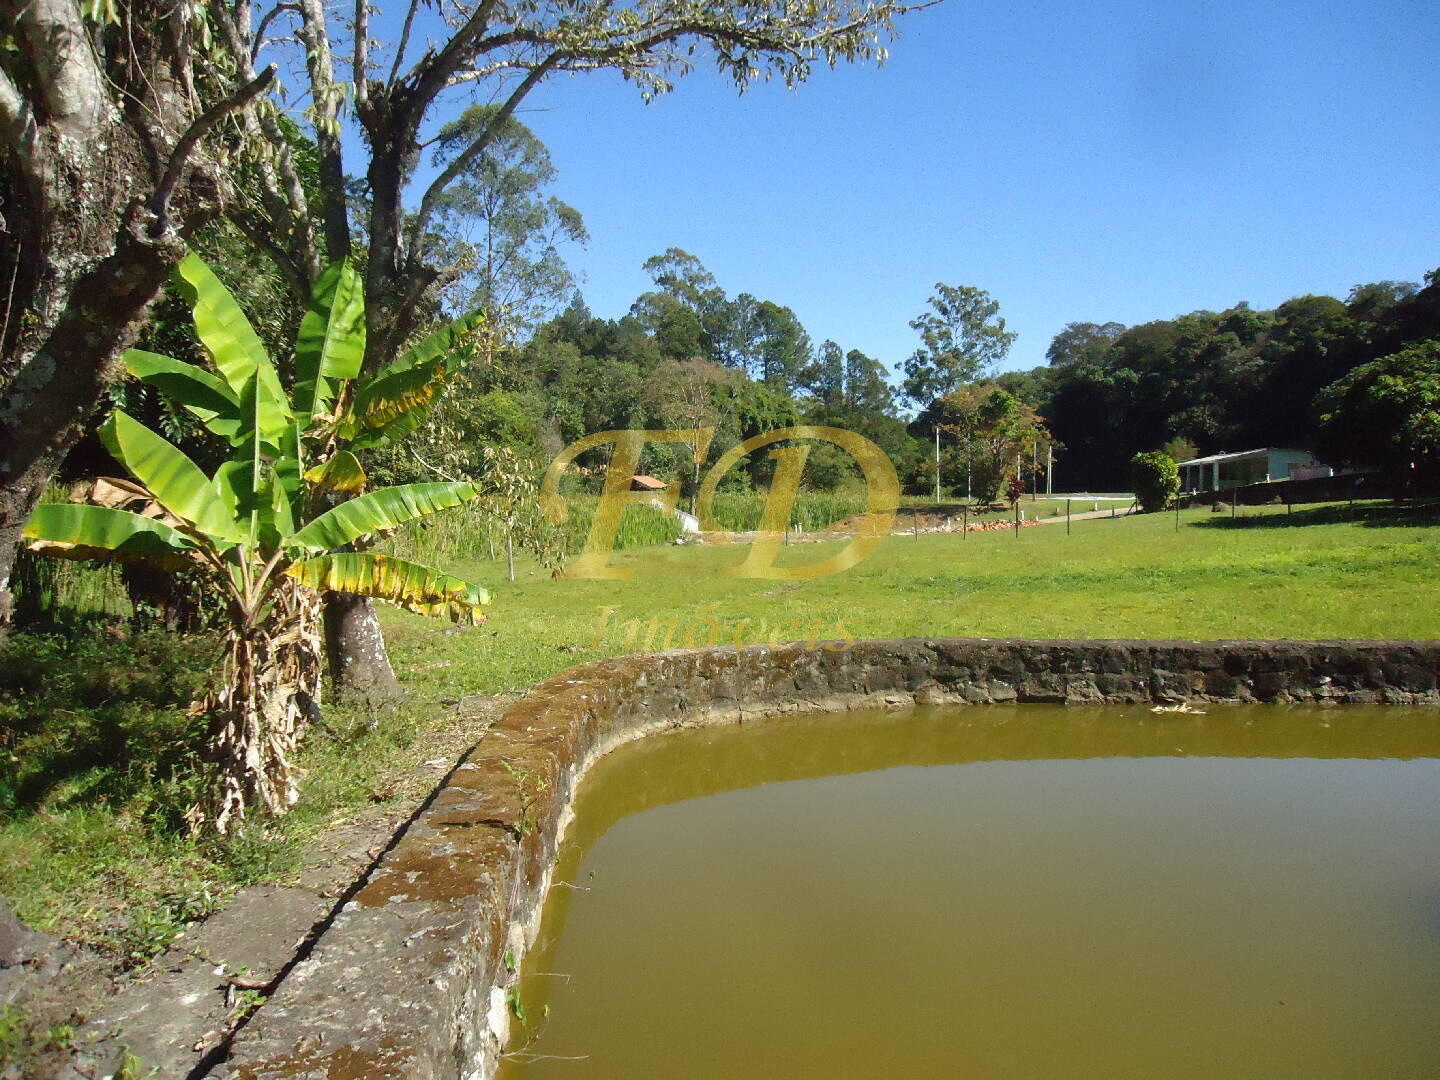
[381,501,1440,699]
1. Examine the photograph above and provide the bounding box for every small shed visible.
[1176,449,1318,493]
[629,475,668,492]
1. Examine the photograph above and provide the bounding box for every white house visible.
[1176,448,1322,493]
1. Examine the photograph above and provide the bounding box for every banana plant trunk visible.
[209,579,324,832]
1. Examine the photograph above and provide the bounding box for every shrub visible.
[1131,451,1180,512]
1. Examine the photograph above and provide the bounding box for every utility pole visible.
[1046,443,1053,496]
[934,425,941,504]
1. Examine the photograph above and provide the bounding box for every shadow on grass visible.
[1192,500,1440,530]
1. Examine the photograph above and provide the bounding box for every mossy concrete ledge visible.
[216,637,1440,1079]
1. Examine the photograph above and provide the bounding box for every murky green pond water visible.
[497,705,1440,1079]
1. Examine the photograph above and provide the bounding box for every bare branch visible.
[353,0,369,107]
[150,65,277,236]
[387,0,423,87]
[229,207,311,298]
[252,3,302,61]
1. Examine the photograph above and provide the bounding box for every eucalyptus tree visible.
[902,283,1017,405]
[24,255,486,829]
[428,105,588,351]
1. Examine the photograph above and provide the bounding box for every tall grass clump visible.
[380,496,684,568]
[707,486,870,532]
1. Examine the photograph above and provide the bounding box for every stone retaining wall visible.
[219,638,1440,1079]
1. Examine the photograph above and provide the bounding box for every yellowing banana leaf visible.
[285,553,488,622]
[294,260,366,426]
[24,503,195,570]
[342,357,450,448]
[288,482,476,551]
[304,450,367,494]
[100,411,244,542]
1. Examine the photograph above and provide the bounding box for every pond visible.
[497,705,1440,1079]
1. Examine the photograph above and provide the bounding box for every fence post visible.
[1066,499,1071,535]
[1014,500,1020,537]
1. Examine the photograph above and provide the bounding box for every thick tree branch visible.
[404,0,500,107]
[353,0,369,107]
[8,0,107,130]
[0,66,40,189]
[150,64,277,237]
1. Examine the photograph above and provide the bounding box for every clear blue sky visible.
[496,0,1438,376]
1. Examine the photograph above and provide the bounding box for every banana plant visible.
[23,254,488,832]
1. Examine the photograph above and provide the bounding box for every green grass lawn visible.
[380,500,1440,700]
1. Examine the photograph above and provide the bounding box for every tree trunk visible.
[313,125,434,696]
[323,591,403,699]
[1,209,191,626]
[0,0,227,630]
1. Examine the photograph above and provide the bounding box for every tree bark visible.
[0,0,238,628]
[322,590,403,699]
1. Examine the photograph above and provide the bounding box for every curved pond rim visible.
[217,637,1440,1080]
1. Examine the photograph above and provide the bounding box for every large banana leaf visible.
[286,553,488,622]
[100,412,243,542]
[24,504,195,569]
[294,260,366,426]
[288,482,476,551]
[173,253,291,444]
[124,350,241,441]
